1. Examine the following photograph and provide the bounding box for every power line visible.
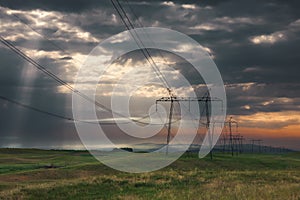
[1,3,190,130]
[0,95,95,124]
[10,5,171,97]
[111,0,187,140]
[123,0,174,75]
[9,12,83,64]
[112,0,226,156]
[4,3,178,126]
[0,36,98,107]
[2,10,171,126]
[111,0,173,96]
[0,36,165,126]
[0,95,175,126]
[7,5,171,96]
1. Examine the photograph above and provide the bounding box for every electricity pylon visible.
[156,92,223,158]
[222,117,239,156]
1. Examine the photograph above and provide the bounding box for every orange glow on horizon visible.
[229,111,300,138]
[238,126,300,138]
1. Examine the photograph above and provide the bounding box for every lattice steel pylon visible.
[221,117,241,156]
[156,91,223,158]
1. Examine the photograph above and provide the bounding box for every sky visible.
[0,0,299,150]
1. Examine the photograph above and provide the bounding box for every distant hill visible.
[128,143,296,154]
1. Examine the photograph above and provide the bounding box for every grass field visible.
[0,148,299,200]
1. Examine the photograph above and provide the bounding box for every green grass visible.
[0,149,299,199]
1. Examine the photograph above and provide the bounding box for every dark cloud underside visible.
[0,0,299,149]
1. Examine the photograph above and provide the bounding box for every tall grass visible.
[0,149,299,199]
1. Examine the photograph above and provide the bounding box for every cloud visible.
[1,7,100,43]
[250,32,285,44]
[0,0,300,148]
[161,1,175,7]
[242,67,262,73]
[0,0,113,13]
[235,111,300,129]
[192,16,264,31]
[250,18,300,45]
[181,4,197,10]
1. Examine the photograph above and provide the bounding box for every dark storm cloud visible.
[225,83,300,115]
[0,0,299,148]
[0,0,113,13]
